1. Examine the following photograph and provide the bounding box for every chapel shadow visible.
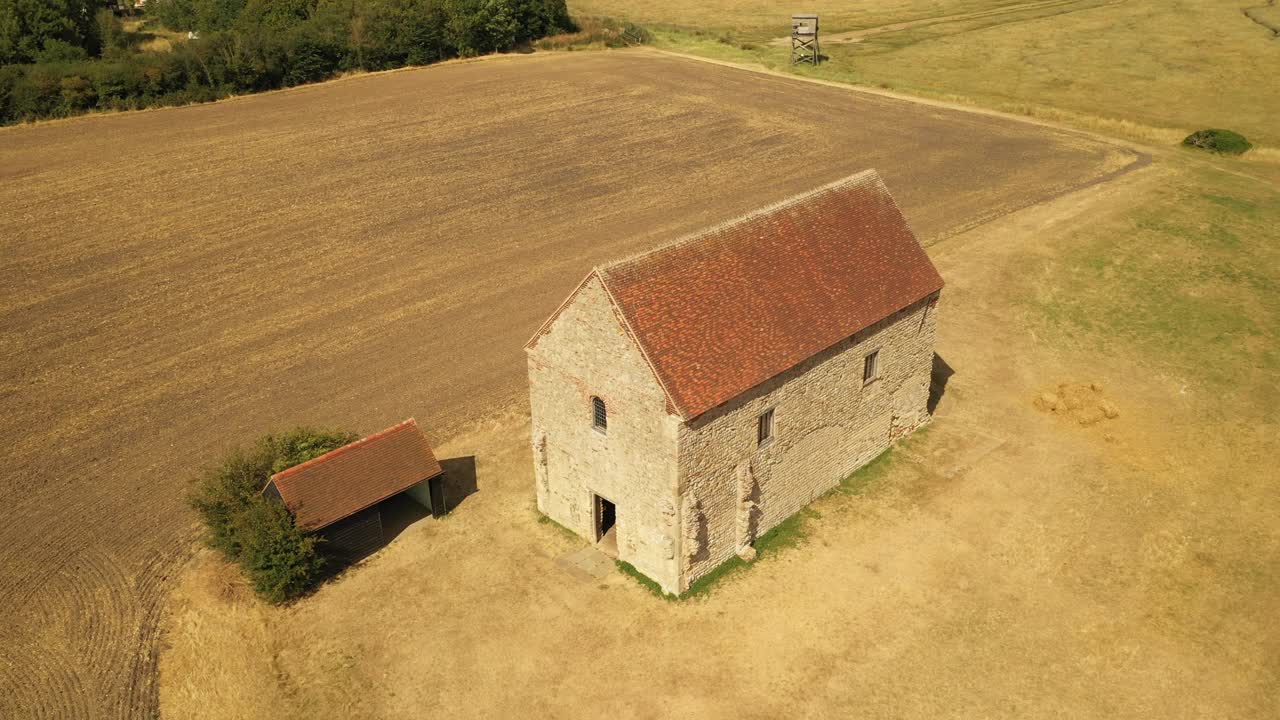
[928,353,955,415]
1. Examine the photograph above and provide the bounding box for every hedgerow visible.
[0,0,574,125]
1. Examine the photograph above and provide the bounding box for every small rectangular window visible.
[757,408,774,447]
[863,350,879,385]
[592,396,607,433]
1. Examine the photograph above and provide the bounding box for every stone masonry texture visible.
[678,295,939,589]
[527,276,683,593]
[528,280,939,594]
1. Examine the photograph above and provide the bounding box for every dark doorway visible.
[427,475,447,517]
[595,494,618,557]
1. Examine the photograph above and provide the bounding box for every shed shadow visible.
[439,456,478,513]
[928,353,954,414]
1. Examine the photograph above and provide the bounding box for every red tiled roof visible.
[266,419,442,531]
[531,169,943,420]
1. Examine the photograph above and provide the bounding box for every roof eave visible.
[524,269,600,351]
[296,467,445,532]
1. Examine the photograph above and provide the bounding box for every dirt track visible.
[0,49,1134,718]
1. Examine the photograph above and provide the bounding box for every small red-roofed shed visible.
[262,419,445,560]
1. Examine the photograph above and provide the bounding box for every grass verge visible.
[615,559,669,597]
[537,513,585,544]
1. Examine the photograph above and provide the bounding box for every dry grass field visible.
[566,0,1078,33]
[156,155,1280,717]
[0,50,1143,718]
[570,0,1280,148]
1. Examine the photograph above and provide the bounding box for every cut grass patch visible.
[1028,165,1280,418]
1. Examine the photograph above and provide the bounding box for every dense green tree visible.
[0,0,106,64]
[34,38,89,62]
[150,0,248,32]
[95,7,128,56]
[1183,129,1252,156]
[235,0,310,31]
[190,442,276,558]
[1,0,576,124]
[148,0,196,30]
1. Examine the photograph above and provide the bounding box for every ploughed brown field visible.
[0,50,1143,718]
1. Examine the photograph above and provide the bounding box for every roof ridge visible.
[597,168,883,279]
[270,418,418,484]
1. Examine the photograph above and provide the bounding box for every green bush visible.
[35,39,90,64]
[234,497,327,604]
[533,16,648,50]
[1182,129,1252,156]
[269,427,360,473]
[190,427,357,603]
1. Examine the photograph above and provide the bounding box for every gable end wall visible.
[526,276,683,593]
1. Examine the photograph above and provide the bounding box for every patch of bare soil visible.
[1033,381,1121,427]
[160,164,1278,718]
[0,50,1135,718]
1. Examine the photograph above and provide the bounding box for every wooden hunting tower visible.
[791,14,819,65]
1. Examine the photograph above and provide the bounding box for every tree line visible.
[0,0,573,125]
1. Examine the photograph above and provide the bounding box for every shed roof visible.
[527,169,943,420]
[266,419,442,531]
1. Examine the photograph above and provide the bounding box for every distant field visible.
[569,0,1280,147]
[565,0,1049,33]
[0,50,1131,718]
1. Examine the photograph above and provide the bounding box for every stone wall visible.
[526,275,683,593]
[677,294,939,591]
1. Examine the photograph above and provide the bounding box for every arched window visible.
[591,396,607,433]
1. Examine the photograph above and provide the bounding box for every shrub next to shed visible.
[190,428,357,603]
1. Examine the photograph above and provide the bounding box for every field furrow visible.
[0,50,1133,718]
